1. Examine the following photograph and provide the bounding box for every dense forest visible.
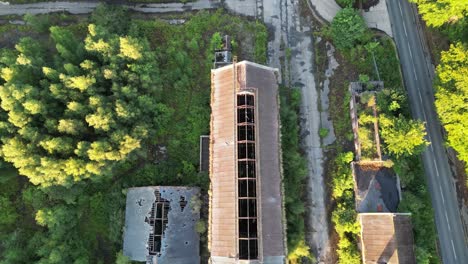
[410,0,468,184]
[0,5,277,263]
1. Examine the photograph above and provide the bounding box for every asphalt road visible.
[387,0,468,263]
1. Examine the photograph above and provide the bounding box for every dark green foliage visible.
[330,8,369,51]
[24,13,52,33]
[280,87,313,262]
[395,156,439,264]
[348,37,403,88]
[0,196,18,228]
[254,21,268,64]
[336,0,356,8]
[90,4,130,35]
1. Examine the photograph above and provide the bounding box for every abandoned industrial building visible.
[359,213,416,264]
[349,82,416,263]
[208,60,286,263]
[122,186,200,264]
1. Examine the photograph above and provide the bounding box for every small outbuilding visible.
[123,186,200,264]
[358,213,416,264]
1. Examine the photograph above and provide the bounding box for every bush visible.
[254,21,268,64]
[330,152,361,264]
[336,0,356,8]
[330,8,368,51]
[280,87,313,261]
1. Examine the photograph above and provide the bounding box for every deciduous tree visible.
[0,23,170,187]
[410,0,468,27]
[434,42,468,170]
[330,8,368,51]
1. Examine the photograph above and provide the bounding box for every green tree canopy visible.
[336,0,356,8]
[410,0,468,27]
[380,116,429,157]
[435,42,468,168]
[0,24,170,187]
[330,8,368,51]
[0,196,18,228]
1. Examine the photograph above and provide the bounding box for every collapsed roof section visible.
[352,161,401,213]
[359,213,416,264]
[123,186,200,264]
[209,61,286,263]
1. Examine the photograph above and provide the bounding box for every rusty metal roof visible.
[359,213,416,264]
[209,61,285,263]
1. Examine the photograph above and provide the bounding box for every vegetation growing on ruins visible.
[324,5,438,263]
[0,6,268,263]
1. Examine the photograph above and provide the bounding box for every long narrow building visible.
[208,60,286,263]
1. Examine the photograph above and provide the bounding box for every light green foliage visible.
[288,239,315,264]
[190,193,202,214]
[0,22,169,187]
[115,251,131,264]
[358,74,370,84]
[331,152,354,199]
[330,8,368,51]
[195,220,207,234]
[319,127,329,138]
[379,116,429,157]
[330,152,361,264]
[434,43,468,173]
[280,87,313,261]
[410,0,468,27]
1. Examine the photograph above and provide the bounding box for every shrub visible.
[330,8,368,51]
[336,0,356,8]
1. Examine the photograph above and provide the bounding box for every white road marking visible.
[399,1,403,16]
[434,159,440,177]
[407,42,413,58]
[451,240,457,260]
[418,91,423,105]
[445,211,451,231]
[439,185,445,205]
[403,22,408,37]
[413,66,418,81]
